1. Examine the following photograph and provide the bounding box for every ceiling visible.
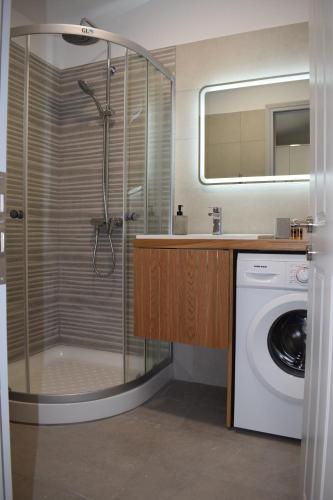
[12,0,152,25]
[11,0,308,53]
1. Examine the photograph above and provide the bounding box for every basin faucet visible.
[208,207,222,235]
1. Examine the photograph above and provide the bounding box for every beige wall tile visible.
[176,89,199,140]
[175,23,309,233]
[290,144,310,174]
[206,113,240,144]
[176,23,309,92]
[275,146,290,175]
[240,141,266,176]
[205,142,241,178]
[175,138,309,234]
[241,110,265,142]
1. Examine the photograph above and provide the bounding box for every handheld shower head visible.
[77,79,104,116]
[78,79,94,97]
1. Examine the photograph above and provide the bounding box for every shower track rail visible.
[10,24,175,82]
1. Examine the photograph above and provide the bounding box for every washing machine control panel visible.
[287,263,309,286]
[237,255,310,290]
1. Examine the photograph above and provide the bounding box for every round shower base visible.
[9,345,130,395]
[9,346,173,425]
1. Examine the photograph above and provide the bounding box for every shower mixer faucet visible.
[90,212,137,278]
[91,218,113,233]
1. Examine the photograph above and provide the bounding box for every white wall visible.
[10,5,112,69]
[175,23,309,235]
[11,0,308,57]
[173,344,227,387]
[11,0,47,25]
[43,0,308,51]
[173,23,309,388]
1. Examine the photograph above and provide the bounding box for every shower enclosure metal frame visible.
[11,24,174,79]
[8,23,175,421]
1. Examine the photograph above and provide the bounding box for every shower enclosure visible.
[6,23,174,424]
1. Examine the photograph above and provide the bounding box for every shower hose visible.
[92,221,116,278]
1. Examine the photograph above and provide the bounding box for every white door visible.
[0,0,12,499]
[301,0,333,499]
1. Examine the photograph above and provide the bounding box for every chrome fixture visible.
[91,212,138,277]
[62,18,99,45]
[9,209,24,219]
[78,77,116,118]
[91,219,115,277]
[125,212,137,221]
[77,80,105,116]
[78,43,117,278]
[306,244,317,262]
[292,216,315,233]
[208,207,222,235]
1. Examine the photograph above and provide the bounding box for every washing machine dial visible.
[295,266,309,284]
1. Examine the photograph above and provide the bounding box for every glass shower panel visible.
[7,33,130,396]
[26,35,62,370]
[8,28,173,400]
[7,37,27,392]
[24,35,111,395]
[124,50,147,382]
[145,63,173,372]
[26,34,125,395]
[146,63,172,234]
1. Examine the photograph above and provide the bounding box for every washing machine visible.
[234,253,309,439]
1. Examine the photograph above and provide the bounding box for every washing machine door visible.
[246,293,307,402]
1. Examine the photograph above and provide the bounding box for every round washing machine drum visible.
[246,293,307,402]
[268,309,306,378]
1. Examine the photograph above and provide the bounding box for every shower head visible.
[62,18,99,46]
[77,79,104,116]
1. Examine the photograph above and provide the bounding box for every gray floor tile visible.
[13,473,92,500]
[11,381,301,500]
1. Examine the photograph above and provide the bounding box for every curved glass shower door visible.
[124,54,173,381]
[7,26,173,401]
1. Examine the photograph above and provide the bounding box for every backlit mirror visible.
[199,74,310,184]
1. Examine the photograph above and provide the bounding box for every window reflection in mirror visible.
[199,74,310,184]
[272,106,310,175]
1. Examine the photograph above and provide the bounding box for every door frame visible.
[0,0,12,498]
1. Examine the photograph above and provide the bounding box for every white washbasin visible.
[136,233,263,240]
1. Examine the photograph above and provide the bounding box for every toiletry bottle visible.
[173,205,188,235]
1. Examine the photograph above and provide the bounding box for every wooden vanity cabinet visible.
[134,238,307,428]
[134,248,232,349]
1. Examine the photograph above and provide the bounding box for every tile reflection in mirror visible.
[199,73,310,184]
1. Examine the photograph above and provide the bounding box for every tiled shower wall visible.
[58,56,126,352]
[7,42,175,360]
[7,43,61,360]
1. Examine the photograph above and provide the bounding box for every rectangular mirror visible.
[199,73,310,184]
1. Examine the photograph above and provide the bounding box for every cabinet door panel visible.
[134,248,230,349]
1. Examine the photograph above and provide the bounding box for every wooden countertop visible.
[133,237,308,252]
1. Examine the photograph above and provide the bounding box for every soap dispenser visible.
[173,205,188,235]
